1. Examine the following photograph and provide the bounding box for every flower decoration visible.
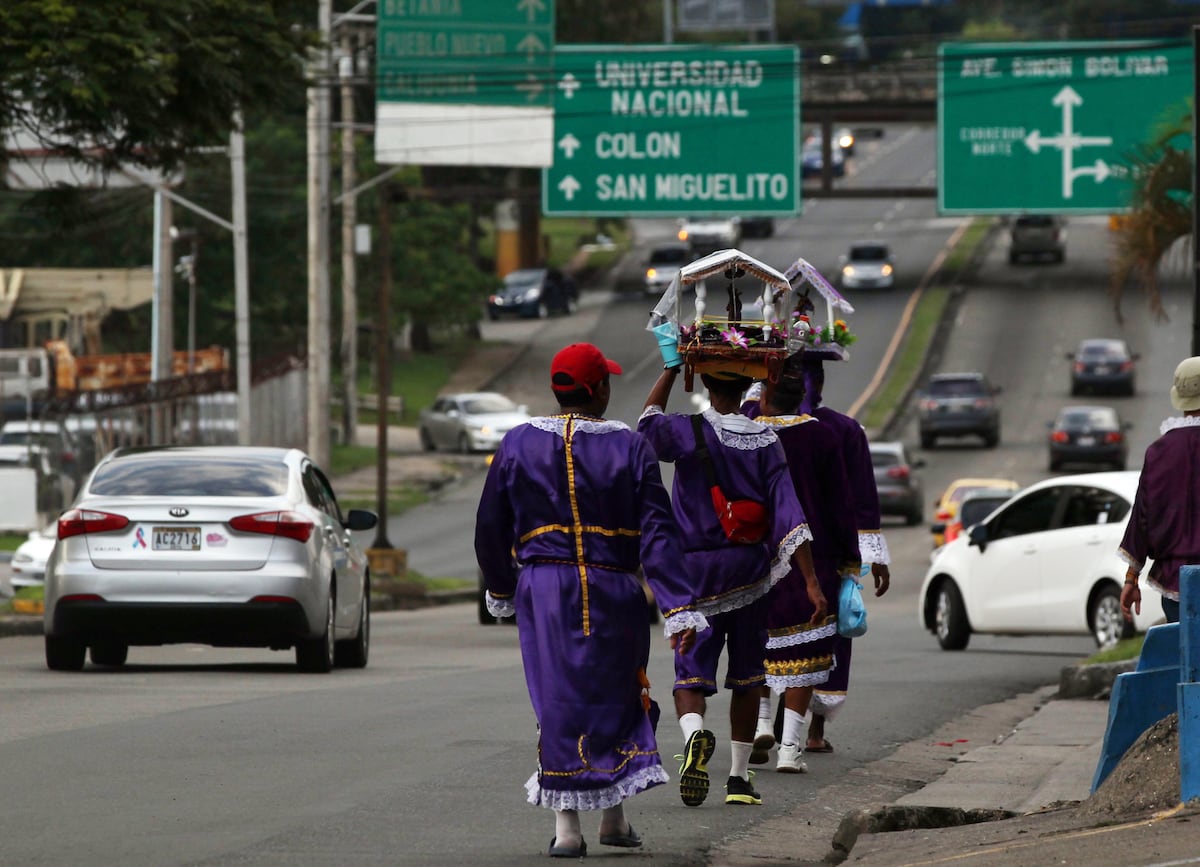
[721,326,749,349]
[817,319,857,348]
[679,324,698,343]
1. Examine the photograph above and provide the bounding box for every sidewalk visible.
[709,684,1195,866]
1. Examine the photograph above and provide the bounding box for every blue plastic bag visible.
[837,570,868,638]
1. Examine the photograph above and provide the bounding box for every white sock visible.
[554,809,581,846]
[757,695,772,722]
[783,708,808,746]
[680,712,704,743]
[730,740,752,779]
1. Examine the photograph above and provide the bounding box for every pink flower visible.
[721,327,748,349]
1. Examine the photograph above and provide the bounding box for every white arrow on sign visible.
[557,133,581,159]
[1022,84,1113,199]
[516,0,546,23]
[558,73,580,99]
[516,74,543,101]
[516,33,545,62]
[557,175,581,201]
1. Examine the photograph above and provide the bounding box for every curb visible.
[1059,659,1138,699]
[0,614,43,637]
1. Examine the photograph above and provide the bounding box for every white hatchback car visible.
[919,471,1164,651]
[43,446,378,672]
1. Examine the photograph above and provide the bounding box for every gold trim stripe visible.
[519,524,641,543]
[562,417,592,636]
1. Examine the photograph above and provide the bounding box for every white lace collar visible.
[1160,415,1200,435]
[702,408,778,450]
[529,415,630,436]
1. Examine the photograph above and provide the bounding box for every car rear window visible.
[1015,216,1055,228]
[1079,342,1125,359]
[1061,409,1117,427]
[90,457,290,497]
[928,378,986,397]
[463,395,517,414]
[870,450,899,468]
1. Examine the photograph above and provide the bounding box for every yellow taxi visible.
[930,477,1020,549]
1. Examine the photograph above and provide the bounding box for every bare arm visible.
[644,367,679,412]
[790,540,827,624]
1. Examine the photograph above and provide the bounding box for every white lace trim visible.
[524,763,669,811]
[1148,577,1180,602]
[485,591,516,620]
[1161,415,1200,434]
[766,670,831,691]
[745,381,764,401]
[810,691,846,720]
[528,415,631,436]
[859,532,889,565]
[768,524,815,587]
[639,405,664,421]
[702,408,778,450]
[1117,548,1141,571]
[765,619,837,649]
[663,609,711,638]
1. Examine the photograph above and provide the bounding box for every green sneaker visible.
[676,729,716,807]
[725,773,762,806]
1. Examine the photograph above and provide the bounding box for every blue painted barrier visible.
[1091,565,1198,803]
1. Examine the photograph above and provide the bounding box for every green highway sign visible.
[543,45,800,217]
[938,40,1191,214]
[376,0,554,108]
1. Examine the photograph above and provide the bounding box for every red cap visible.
[550,343,622,395]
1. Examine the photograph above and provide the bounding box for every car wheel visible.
[565,296,579,315]
[905,507,923,527]
[89,642,128,667]
[458,433,472,455]
[1090,584,1133,649]
[419,427,436,452]
[1114,458,1127,472]
[920,433,936,449]
[335,576,370,668]
[536,301,550,319]
[45,635,86,671]
[984,430,999,448]
[1008,251,1019,264]
[296,590,335,673]
[934,581,971,650]
[1048,457,1060,472]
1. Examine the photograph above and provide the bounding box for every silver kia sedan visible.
[42,446,377,673]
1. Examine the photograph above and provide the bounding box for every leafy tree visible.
[1110,106,1192,322]
[0,0,317,173]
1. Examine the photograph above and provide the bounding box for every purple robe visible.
[752,412,861,691]
[474,414,708,811]
[636,406,812,615]
[1119,418,1200,601]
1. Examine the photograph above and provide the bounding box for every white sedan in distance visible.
[42,446,377,672]
[919,471,1164,651]
[418,392,531,453]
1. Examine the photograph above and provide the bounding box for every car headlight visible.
[522,287,540,302]
[677,229,689,242]
[477,425,493,436]
[838,133,854,149]
[842,265,856,276]
[13,552,32,564]
[646,267,658,279]
[881,264,894,276]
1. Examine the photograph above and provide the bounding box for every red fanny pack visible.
[692,414,769,545]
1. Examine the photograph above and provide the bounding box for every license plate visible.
[1077,436,1096,446]
[153,527,201,551]
[1093,366,1110,375]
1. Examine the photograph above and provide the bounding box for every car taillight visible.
[935,509,951,523]
[229,511,314,543]
[1119,361,1133,372]
[58,509,130,539]
[1105,432,1124,444]
[945,522,962,542]
[973,398,991,409]
[1051,431,1069,443]
[887,466,910,480]
[1074,361,1085,373]
[920,399,937,410]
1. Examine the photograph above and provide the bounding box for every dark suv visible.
[1009,215,1065,264]
[918,373,1002,449]
[486,268,578,320]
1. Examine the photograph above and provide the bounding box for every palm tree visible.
[1110,105,1192,322]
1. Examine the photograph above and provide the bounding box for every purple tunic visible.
[1119,418,1200,601]
[636,406,813,616]
[474,414,707,811]
[752,412,861,691]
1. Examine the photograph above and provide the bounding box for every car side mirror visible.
[1065,352,1075,360]
[344,509,378,532]
[968,522,988,552]
[992,385,1003,395]
[1124,421,1134,431]
[912,457,926,469]
[1046,420,1054,429]
[1132,353,1142,361]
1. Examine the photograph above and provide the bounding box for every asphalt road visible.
[4,125,1189,864]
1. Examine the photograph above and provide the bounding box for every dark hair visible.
[553,373,608,407]
[701,373,753,400]
[767,379,805,414]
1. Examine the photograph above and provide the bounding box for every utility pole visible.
[231,118,252,445]
[372,185,393,550]
[340,40,358,446]
[307,0,333,467]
